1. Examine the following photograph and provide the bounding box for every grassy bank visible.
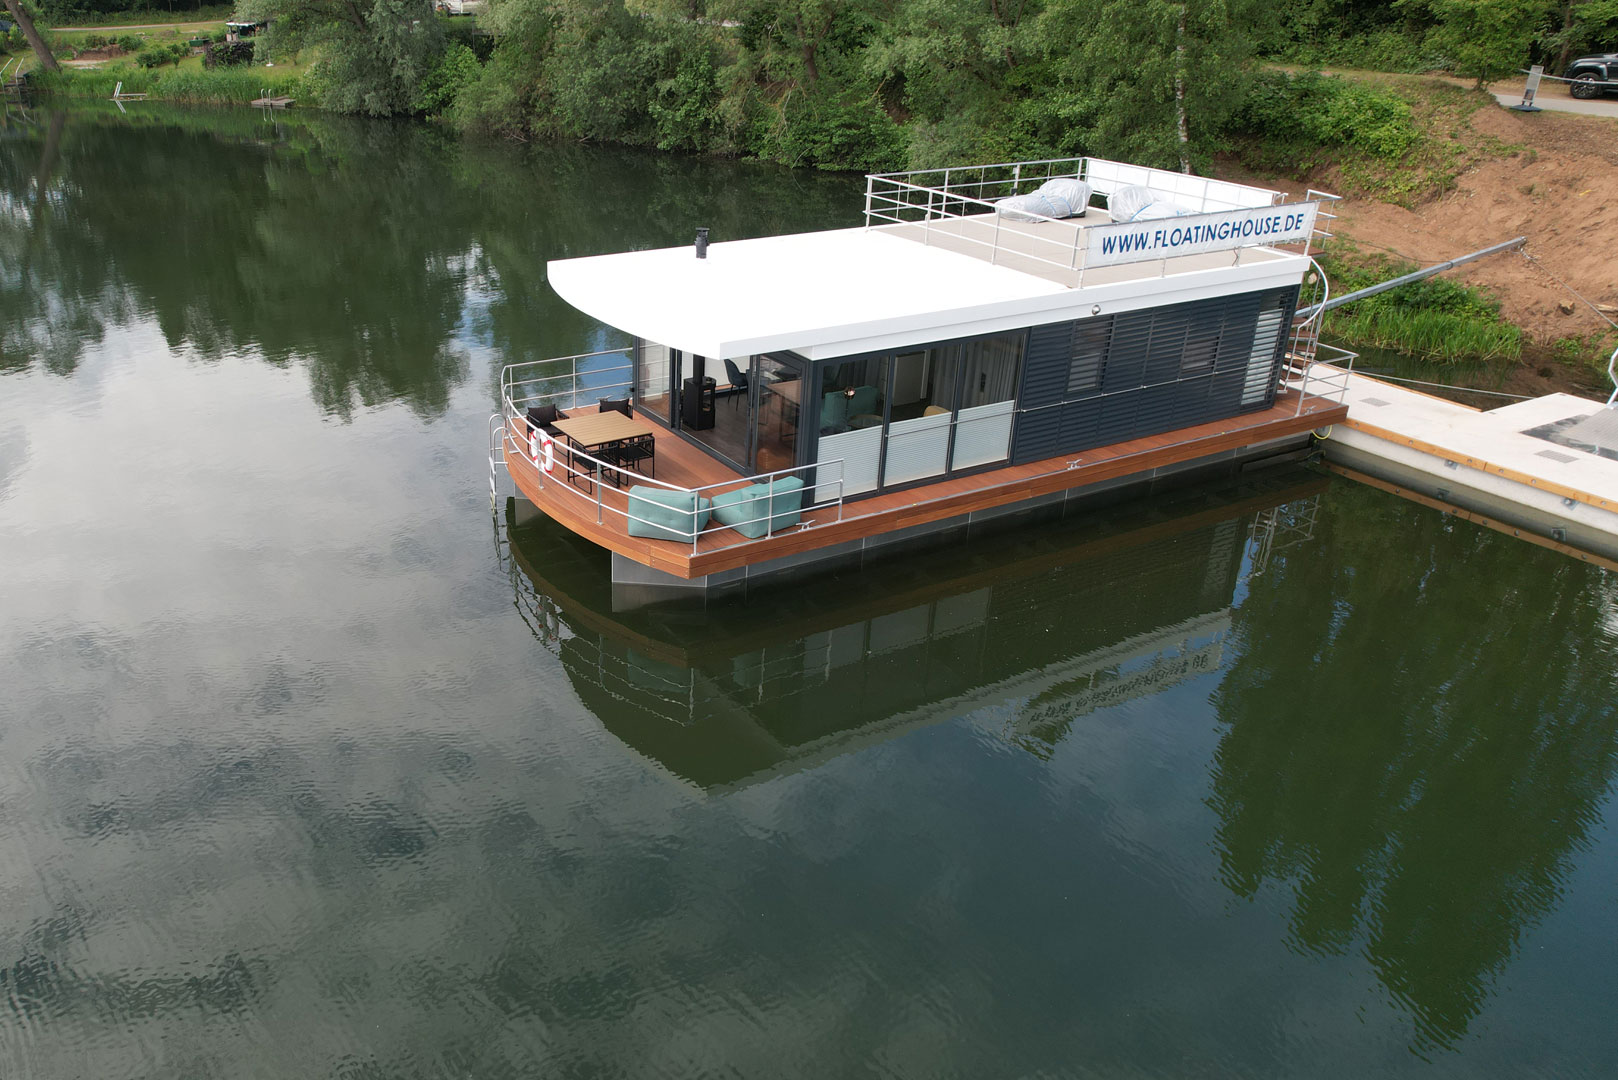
[1230,70,1513,207]
[33,63,303,106]
[1317,244,1523,365]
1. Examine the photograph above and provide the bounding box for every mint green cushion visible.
[847,385,879,417]
[626,486,711,543]
[711,476,804,539]
[821,391,849,431]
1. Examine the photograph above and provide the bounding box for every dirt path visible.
[1330,104,1617,347]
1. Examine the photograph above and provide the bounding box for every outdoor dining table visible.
[550,412,657,489]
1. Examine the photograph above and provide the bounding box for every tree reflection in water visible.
[1208,483,1618,1051]
[0,104,857,418]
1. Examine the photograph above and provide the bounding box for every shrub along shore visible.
[1316,246,1524,366]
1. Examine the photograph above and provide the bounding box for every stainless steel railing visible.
[501,348,636,417]
[497,350,847,554]
[863,156,1306,282]
[1285,343,1358,415]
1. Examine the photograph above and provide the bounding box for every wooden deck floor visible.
[505,393,1348,579]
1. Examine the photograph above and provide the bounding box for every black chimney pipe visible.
[695,227,709,259]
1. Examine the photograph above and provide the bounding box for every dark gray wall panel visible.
[1010,284,1300,465]
[1019,323,1074,410]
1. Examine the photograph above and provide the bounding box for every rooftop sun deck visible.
[547,156,1321,363]
[872,211,1296,290]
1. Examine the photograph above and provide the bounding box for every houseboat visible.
[488,157,1353,598]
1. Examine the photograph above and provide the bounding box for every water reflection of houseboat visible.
[501,469,1327,791]
[490,158,1351,594]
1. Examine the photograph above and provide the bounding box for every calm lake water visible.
[3,104,1617,1078]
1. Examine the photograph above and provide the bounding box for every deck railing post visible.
[765,474,776,537]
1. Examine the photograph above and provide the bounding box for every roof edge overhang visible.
[548,239,1309,362]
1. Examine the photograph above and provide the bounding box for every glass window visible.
[1147,311,1190,376]
[816,356,887,497]
[818,356,887,436]
[1068,318,1111,393]
[753,355,803,475]
[951,334,1022,470]
[957,335,1022,407]
[1181,322,1220,375]
[686,353,752,467]
[888,347,959,421]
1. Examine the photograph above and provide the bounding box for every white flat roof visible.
[548,224,1306,362]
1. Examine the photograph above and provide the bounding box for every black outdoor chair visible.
[592,398,643,485]
[722,358,749,407]
[616,433,655,479]
[525,403,568,438]
[525,404,593,491]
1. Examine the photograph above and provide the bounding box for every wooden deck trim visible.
[506,394,1348,580]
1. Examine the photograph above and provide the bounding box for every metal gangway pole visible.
[1294,236,1528,320]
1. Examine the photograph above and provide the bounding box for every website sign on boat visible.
[1087,202,1319,268]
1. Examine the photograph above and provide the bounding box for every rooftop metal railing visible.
[496,351,846,556]
[863,156,1311,284]
[1284,342,1358,416]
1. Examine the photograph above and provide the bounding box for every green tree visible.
[714,0,907,169]
[242,0,445,116]
[866,0,1040,164]
[1030,0,1258,172]
[1,0,61,73]
[1542,0,1618,71]
[1425,0,1548,86]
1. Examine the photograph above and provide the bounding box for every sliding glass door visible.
[752,355,804,475]
[950,336,1021,469]
[634,339,672,424]
[816,355,888,496]
[812,331,1024,496]
[885,346,959,485]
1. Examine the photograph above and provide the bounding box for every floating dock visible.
[1323,371,1618,564]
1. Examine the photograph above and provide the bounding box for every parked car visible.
[1565,54,1618,98]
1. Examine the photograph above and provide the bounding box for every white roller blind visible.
[950,400,1014,470]
[1243,306,1286,405]
[818,427,882,496]
[884,413,951,485]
